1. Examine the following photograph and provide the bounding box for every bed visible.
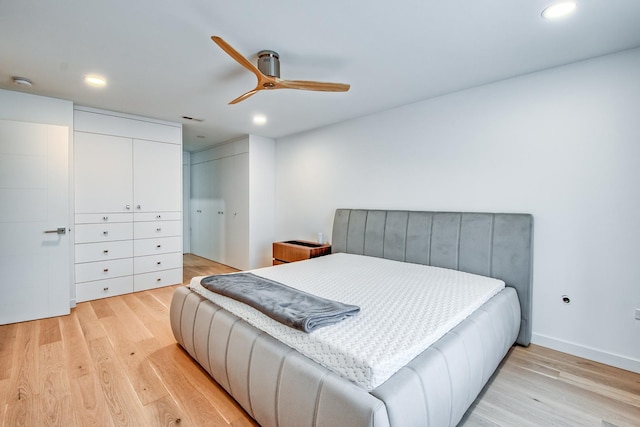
[170,209,533,427]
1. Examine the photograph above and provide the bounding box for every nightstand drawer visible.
[272,240,331,264]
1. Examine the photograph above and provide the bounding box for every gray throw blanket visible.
[200,272,360,333]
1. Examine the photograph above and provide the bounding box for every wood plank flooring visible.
[0,254,638,426]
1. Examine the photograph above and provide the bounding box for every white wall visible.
[275,48,640,373]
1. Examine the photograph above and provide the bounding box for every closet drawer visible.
[75,223,133,243]
[134,220,181,239]
[134,236,182,257]
[76,276,134,303]
[75,240,133,263]
[134,212,181,222]
[134,252,182,274]
[75,213,133,224]
[134,268,182,292]
[75,258,133,283]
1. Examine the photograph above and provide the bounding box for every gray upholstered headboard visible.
[331,209,533,346]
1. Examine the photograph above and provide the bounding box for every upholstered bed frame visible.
[171,209,533,427]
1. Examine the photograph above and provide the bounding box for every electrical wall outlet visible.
[636,309,640,320]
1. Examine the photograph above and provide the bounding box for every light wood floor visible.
[1,254,638,426]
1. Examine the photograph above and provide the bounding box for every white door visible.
[0,120,70,324]
[211,158,226,264]
[224,153,249,270]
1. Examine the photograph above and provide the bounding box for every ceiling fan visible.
[212,36,350,104]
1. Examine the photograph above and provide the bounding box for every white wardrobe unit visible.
[73,107,183,302]
[190,141,249,269]
[190,136,274,270]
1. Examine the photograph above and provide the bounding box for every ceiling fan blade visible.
[276,79,350,92]
[229,89,260,105]
[212,36,262,79]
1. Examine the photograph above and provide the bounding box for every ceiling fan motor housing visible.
[257,50,280,78]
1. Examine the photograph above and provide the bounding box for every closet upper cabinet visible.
[74,132,133,213]
[133,139,182,213]
[74,107,182,215]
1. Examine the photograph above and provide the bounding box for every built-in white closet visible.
[73,107,183,302]
[189,136,274,270]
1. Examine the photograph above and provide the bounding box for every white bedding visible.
[188,253,505,390]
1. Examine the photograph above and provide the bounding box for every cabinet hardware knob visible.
[156,215,161,219]
[126,205,131,210]
[103,250,109,254]
[137,205,141,210]
[156,278,161,282]
[103,268,109,272]
[103,231,109,236]
[103,216,109,221]
[156,228,162,232]
[156,244,161,248]
[157,261,161,265]
[103,287,109,291]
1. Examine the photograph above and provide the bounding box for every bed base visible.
[170,285,519,427]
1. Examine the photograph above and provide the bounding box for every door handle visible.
[44,227,66,235]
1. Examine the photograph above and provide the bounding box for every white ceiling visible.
[1,0,639,152]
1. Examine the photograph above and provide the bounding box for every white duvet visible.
[188,252,505,390]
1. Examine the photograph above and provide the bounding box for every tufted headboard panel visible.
[332,209,533,345]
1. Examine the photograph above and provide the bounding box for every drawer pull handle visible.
[103,268,109,272]
[156,278,162,282]
[103,231,109,236]
[103,250,109,254]
[103,287,109,291]
[156,244,162,248]
[157,261,162,265]
[137,204,141,210]
[103,216,109,221]
[156,215,161,219]
[156,228,162,232]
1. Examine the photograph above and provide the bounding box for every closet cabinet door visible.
[74,132,133,213]
[210,157,226,264]
[223,153,249,270]
[189,161,213,260]
[133,139,181,212]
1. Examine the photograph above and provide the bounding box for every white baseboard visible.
[532,333,640,374]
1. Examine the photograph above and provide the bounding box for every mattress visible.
[188,252,505,390]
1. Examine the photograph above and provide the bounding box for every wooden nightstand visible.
[272,240,332,265]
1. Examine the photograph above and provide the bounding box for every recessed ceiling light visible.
[84,75,107,87]
[542,1,577,19]
[12,76,33,87]
[253,115,267,125]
